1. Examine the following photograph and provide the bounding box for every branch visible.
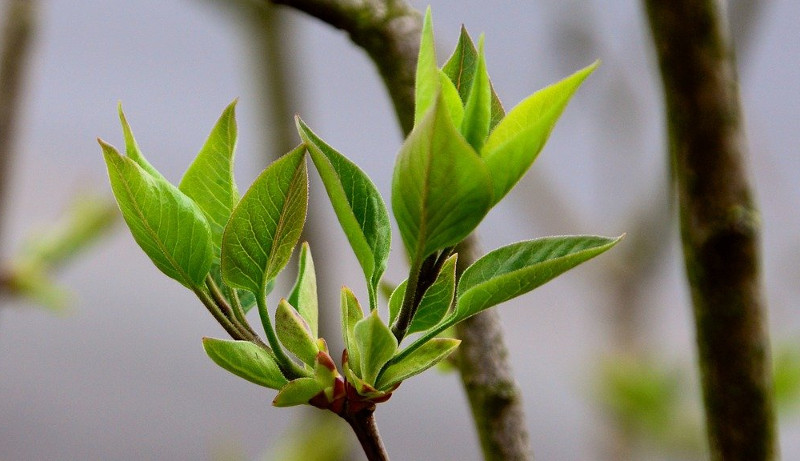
[268,0,420,135]
[643,0,776,459]
[0,0,37,245]
[454,236,532,461]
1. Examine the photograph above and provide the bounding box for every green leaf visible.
[438,70,464,128]
[460,35,491,151]
[287,242,318,337]
[441,27,505,129]
[276,299,319,367]
[296,119,390,309]
[354,309,397,385]
[414,6,438,126]
[376,338,460,391]
[387,279,407,327]
[117,104,165,181]
[273,377,323,407]
[482,61,598,205]
[220,145,308,295]
[454,235,621,324]
[101,140,213,288]
[408,254,457,334]
[202,337,287,389]
[341,287,364,376]
[179,100,239,259]
[392,94,493,260]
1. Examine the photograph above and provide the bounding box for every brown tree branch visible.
[0,0,37,245]
[268,0,420,135]
[643,0,776,459]
[454,236,532,461]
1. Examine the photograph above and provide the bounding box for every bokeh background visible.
[1,0,798,459]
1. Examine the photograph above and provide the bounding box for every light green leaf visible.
[441,27,505,129]
[483,61,598,205]
[101,140,213,288]
[408,254,457,334]
[202,337,287,389]
[376,338,460,391]
[460,35,491,151]
[273,377,323,407]
[296,119,390,309]
[220,145,308,295]
[454,235,621,324]
[354,309,397,385]
[117,104,165,181]
[341,287,364,376]
[276,299,319,367]
[179,100,239,259]
[414,6,438,126]
[439,70,464,128]
[392,94,493,260]
[387,279,407,327]
[287,242,318,337]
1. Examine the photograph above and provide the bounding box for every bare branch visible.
[643,0,776,459]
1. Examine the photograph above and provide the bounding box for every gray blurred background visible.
[1,0,798,459]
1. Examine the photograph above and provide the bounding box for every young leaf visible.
[454,235,621,324]
[296,119,390,309]
[408,254,457,334]
[392,94,493,260]
[202,337,287,390]
[482,61,598,205]
[179,100,239,259]
[276,299,319,367]
[376,338,460,391]
[117,104,165,181]
[287,242,318,337]
[341,287,364,376]
[438,70,464,128]
[354,309,397,385]
[414,6,438,126]
[220,145,308,296]
[460,35,491,151]
[101,140,213,288]
[387,279,408,327]
[442,27,505,129]
[273,377,323,407]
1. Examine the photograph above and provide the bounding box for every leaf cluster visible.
[101,7,619,416]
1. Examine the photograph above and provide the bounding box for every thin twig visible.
[343,409,390,461]
[643,0,776,459]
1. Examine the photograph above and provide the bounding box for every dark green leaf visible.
[101,140,212,288]
[220,145,308,295]
[202,337,287,389]
[296,119,390,309]
[354,309,397,385]
[482,61,598,205]
[276,299,319,367]
[392,94,493,260]
[287,242,318,337]
[454,235,621,324]
[376,338,460,391]
[179,100,239,260]
[408,254,457,334]
[460,36,491,151]
[441,28,505,130]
